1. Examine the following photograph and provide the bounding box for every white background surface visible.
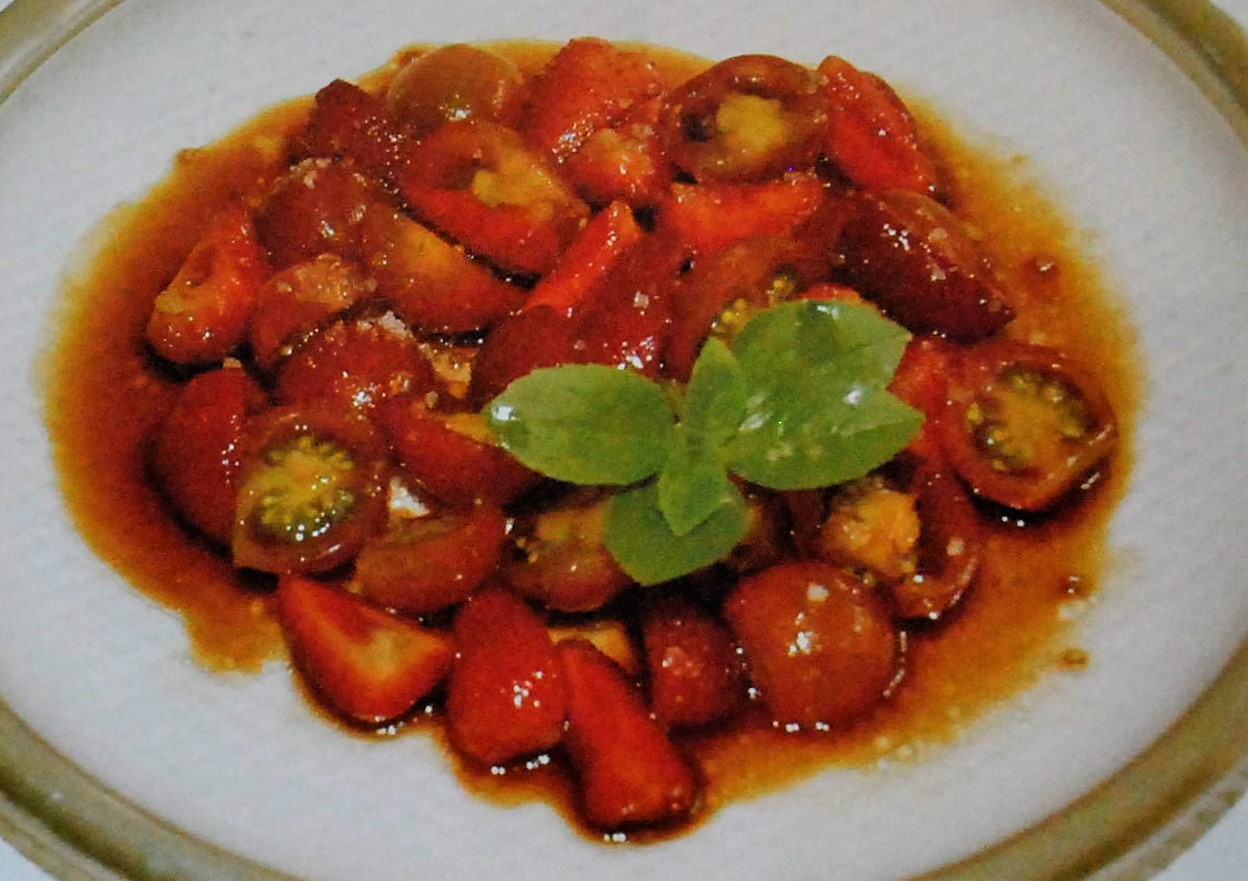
[0,1,1245,879]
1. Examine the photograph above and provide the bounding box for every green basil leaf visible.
[605,480,749,585]
[733,299,911,387]
[657,423,738,536]
[682,337,747,444]
[724,300,922,490]
[726,382,923,489]
[485,365,675,485]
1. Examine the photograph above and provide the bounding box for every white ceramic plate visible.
[1,1,1247,880]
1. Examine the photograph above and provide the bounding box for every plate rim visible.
[1,1,1246,879]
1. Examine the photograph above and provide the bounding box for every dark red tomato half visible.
[375,397,542,508]
[938,341,1118,512]
[662,54,827,183]
[232,405,390,574]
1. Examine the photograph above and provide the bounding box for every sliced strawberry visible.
[522,37,662,161]
[276,575,454,725]
[359,206,526,334]
[558,639,700,830]
[819,55,939,195]
[561,95,672,205]
[152,363,267,545]
[353,504,510,615]
[640,594,745,729]
[290,78,410,185]
[522,200,643,315]
[445,588,567,765]
[146,200,269,365]
[255,160,376,268]
[657,173,826,255]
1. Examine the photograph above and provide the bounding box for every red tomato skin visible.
[641,594,746,729]
[375,398,541,507]
[724,562,898,728]
[937,341,1118,511]
[145,201,269,365]
[274,318,438,413]
[888,464,983,621]
[837,190,1014,341]
[152,365,267,545]
[558,639,700,829]
[522,37,662,161]
[277,575,454,726]
[466,305,576,407]
[352,505,510,615]
[445,588,568,765]
[657,174,826,255]
[661,54,827,183]
[819,56,939,195]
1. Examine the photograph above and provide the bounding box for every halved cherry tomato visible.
[274,316,438,413]
[277,574,454,726]
[522,37,662,162]
[145,201,269,365]
[888,464,983,621]
[254,159,375,268]
[502,491,633,613]
[724,561,898,728]
[152,364,268,545]
[640,593,745,729]
[232,405,389,574]
[819,56,939,195]
[398,120,589,276]
[445,588,568,765]
[662,54,827,183]
[558,639,700,830]
[657,173,827,255]
[666,236,812,381]
[358,205,526,333]
[248,254,372,371]
[386,44,525,137]
[352,504,509,615]
[290,79,410,185]
[837,189,1014,340]
[375,398,542,507]
[938,341,1117,511]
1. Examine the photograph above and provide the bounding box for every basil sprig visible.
[484,300,923,585]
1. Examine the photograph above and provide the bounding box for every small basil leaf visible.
[683,337,747,444]
[605,480,749,585]
[726,383,923,489]
[657,423,738,536]
[486,365,675,485]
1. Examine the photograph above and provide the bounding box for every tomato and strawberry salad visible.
[45,37,1134,838]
